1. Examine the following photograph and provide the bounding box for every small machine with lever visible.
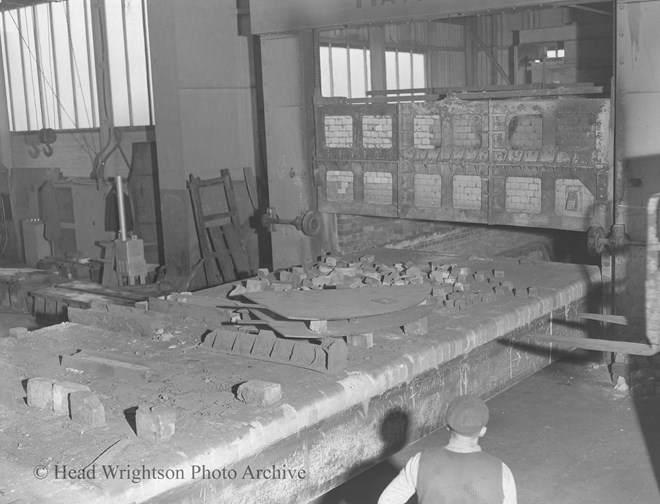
[261,207,322,237]
[113,175,148,285]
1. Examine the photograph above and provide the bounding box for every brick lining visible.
[453,175,482,210]
[414,114,441,149]
[364,171,393,204]
[362,115,393,149]
[506,177,542,214]
[414,174,442,207]
[507,114,543,150]
[324,115,353,148]
[326,170,354,202]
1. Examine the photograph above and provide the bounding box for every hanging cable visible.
[65,0,99,155]
[46,2,57,129]
[33,4,51,131]
[8,8,97,161]
[11,11,41,129]
[0,197,7,256]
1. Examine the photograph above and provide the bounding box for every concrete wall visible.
[613,0,660,341]
[9,128,152,178]
[147,0,260,280]
[260,31,324,269]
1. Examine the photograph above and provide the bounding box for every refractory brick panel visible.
[555,179,595,217]
[414,115,441,149]
[505,177,542,214]
[324,115,353,148]
[363,115,393,149]
[453,175,482,210]
[452,114,482,149]
[316,98,611,233]
[555,114,596,149]
[414,174,442,207]
[326,170,354,202]
[364,172,393,204]
[507,115,543,150]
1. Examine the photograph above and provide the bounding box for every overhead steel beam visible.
[567,4,612,16]
[250,0,603,34]
[0,0,57,13]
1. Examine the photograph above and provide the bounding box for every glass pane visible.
[397,51,412,89]
[385,50,397,89]
[35,4,57,129]
[105,0,129,126]
[412,52,425,88]
[124,0,151,126]
[331,46,348,98]
[20,8,41,130]
[51,2,76,129]
[349,47,366,98]
[2,12,28,130]
[319,45,332,97]
[365,49,371,92]
[69,0,97,129]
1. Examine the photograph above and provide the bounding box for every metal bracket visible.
[261,207,322,236]
[586,224,628,256]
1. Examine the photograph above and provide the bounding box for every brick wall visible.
[413,115,441,149]
[505,177,542,213]
[326,170,354,202]
[452,175,482,210]
[324,115,353,148]
[413,174,442,208]
[362,115,393,149]
[335,214,454,253]
[508,115,543,150]
[452,114,482,149]
[364,171,393,204]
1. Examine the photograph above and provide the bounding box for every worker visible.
[378,394,517,504]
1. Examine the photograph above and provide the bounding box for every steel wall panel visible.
[251,0,584,34]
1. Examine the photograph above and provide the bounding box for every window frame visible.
[318,40,428,100]
[0,0,153,133]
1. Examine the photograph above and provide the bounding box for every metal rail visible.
[530,192,660,356]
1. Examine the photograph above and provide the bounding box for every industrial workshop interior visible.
[0,0,659,503]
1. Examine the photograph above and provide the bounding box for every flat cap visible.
[446,395,489,436]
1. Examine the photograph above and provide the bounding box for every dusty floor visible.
[314,351,660,504]
[0,232,650,503]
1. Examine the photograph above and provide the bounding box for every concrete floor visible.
[315,351,660,504]
[0,312,42,339]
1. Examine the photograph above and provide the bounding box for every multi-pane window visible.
[546,42,565,60]
[320,43,426,98]
[385,49,425,91]
[1,0,152,132]
[320,44,371,98]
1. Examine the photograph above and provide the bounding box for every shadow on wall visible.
[315,408,413,504]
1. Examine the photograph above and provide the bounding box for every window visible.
[546,42,565,60]
[1,0,152,132]
[385,49,425,91]
[319,43,371,98]
[320,43,426,98]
